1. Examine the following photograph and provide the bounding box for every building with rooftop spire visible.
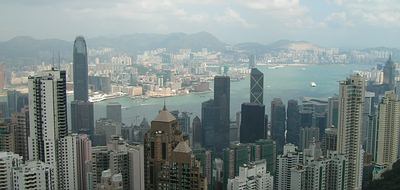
[144,106,206,190]
[383,55,395,89]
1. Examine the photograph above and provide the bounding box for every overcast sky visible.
[1,0,399,47]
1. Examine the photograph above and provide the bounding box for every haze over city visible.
[1,0,400,47]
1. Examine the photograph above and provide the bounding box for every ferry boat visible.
[89,92,126,103]
[268,65,284,70]
[310,82,317,87]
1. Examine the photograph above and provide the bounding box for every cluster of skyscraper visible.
[0,42,399,190]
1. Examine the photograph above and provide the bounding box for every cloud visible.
[324,12,354,27]
[329,0,400,27]
[237,0,322,29]
[65,0,210,23]
[215,8,253,28]
[239,0,307,17]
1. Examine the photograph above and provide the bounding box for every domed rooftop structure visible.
[153,104,176,123]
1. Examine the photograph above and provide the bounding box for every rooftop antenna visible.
[52,51,55,69]
[58,51,61,69]
[163,98,167,111]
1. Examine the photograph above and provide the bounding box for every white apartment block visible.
[376,91,400,168]
[227,159,273,190]
[28,69,68,189]
[0,152,22,189]
[58,134,79,190]
[275,144,303,190]
[13,161,53,190]
[337,74,365,190]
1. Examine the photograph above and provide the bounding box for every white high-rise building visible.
[376,91,400,168]
[27,69,68,189]
[337,74,365,190]
[58,134,79,190]
[98,169,123,190]
[326,152,348,190]
[128,144,145,190]
[13,161,53,190]
[275,144,303,190]
[0,152,22,189]
[289,141,348,190]
[227,159,273,190]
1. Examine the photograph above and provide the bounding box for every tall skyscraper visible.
[223,143,252,185]
[77,134,92,190]
[327,96,339,128]
[106,102,122,123]
[28,69,68,189]
[376,91,400,167]
[72,36,94,137]
[193,148,214,189]
[323,126,338,155]
[71,100,94,134]
[7,90,28,117]
[201,76,230,153]
[337,74,365,190]
[58,134,79,190]
[252,139,277,175]
[250,68,263,105]
[73,36,89,102]
[271,98,286,153]
[91,146,110,190]
[201,101,217,149]
[0,64,5,90]
[363,91,377,160]
[299,127,320,151]
[0,122,14,152]
[95,118,122,145]
[383,55,395,89]
[171,110,191,136]
[248,55,256,68]
[11,107,29,161]
[144,106,206,190]
[287,99,300,146]
[240,103,265,143]
[214,76,230,153]
[192,116,202,148]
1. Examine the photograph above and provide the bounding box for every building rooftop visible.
[153,106,176,122]
[173,141,192,153]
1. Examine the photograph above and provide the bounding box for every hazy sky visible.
[1,0,400,47]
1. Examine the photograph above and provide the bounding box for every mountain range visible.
[0,32,397,66]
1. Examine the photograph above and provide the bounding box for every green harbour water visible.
[90,64,373,125]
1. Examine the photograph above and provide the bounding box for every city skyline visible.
[1,1,400,187]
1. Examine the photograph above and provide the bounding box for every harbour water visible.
[90,64,374,125]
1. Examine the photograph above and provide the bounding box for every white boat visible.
[268,65,284,70]
[89,94,106,102]
[310,82,317,87]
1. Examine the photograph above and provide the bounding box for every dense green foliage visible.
[366,160,400,190]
